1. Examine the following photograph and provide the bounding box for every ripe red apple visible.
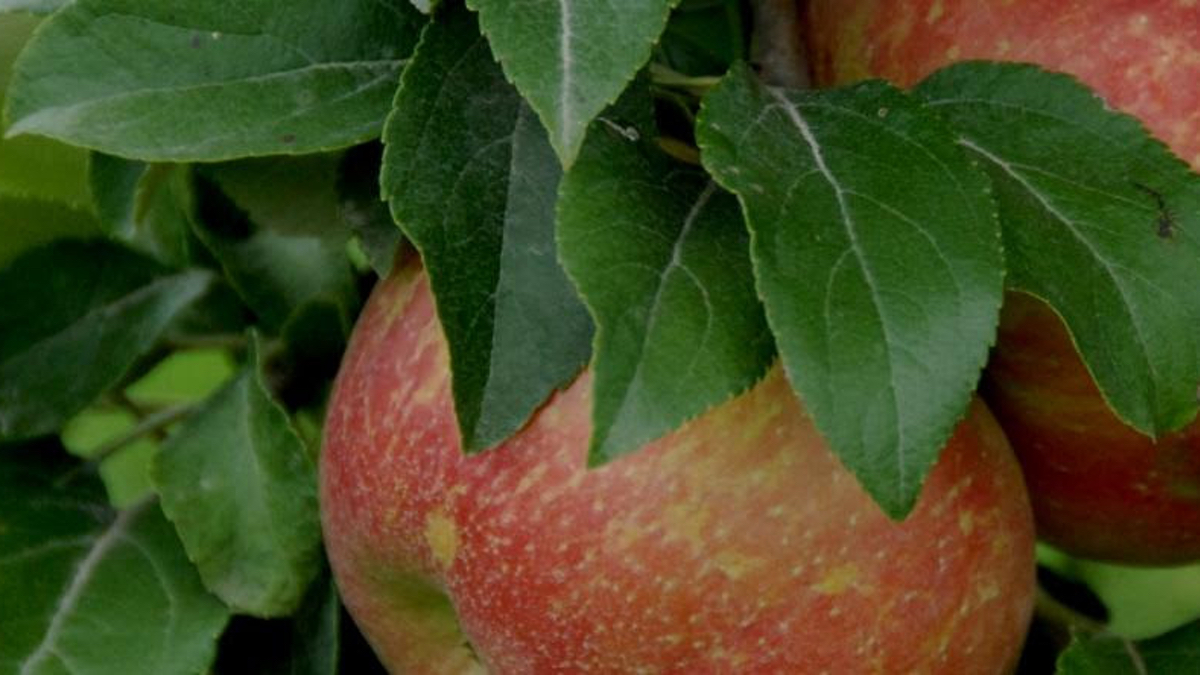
[804,0,1200,563]
[320,257,1035,672]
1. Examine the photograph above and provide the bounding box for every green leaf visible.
[0,196,101,267]
[191,168,359,335]
[1057,622,1200,674]
[203,153,346,237]
[153,334,321,617]
[558,84,773,463]
[916,61,1200,436]
[466,0,680,166]
[0,1,68,14]
[408,0,439,14]
[4,0,425,161]
[697,64,1004,518]
[0,239,212,441]
[211,570,341,675]
[381,4,593,452]
[0,448,230,675]
[0,12,91,207]
[657,0,745,76]
[338,143,403,277]
[89,155,197,267]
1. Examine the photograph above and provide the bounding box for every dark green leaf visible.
[466,0,680,166]
[4,0,425,161]
[0,239,212,441]
[212,570,341,675]
[0,448,230,675]
[190,169,359,335]
[153,335,321,617]
[89,155,196,267]
[916,61,1200,436]
[657,0,744,76]
[203,153,346,237]
[697,64,1004,518]
[381,4,593,452]
[1057,622,1200,674]
[558,84,773,463]
[338,143,403,277]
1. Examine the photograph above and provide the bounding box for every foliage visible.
[2,0,1200,671]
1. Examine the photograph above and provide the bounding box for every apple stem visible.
[750,0,810,89]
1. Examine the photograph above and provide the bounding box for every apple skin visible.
[320,257,1036,673]
[804,0,1200,564]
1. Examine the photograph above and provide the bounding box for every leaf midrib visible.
[766,86,907,495]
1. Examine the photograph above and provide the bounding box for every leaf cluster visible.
[3,0,1200,671]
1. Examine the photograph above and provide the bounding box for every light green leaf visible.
[381,4,593,452]
[0,12,91,207]
[0,448,230,675]
[0,196,100,266]
[4,0,425,161]
[89,155,196,267]
[916,61,1200,436]
[153,335,321,617]
[697,64,1003,518]
[0,239,212,441]
[1057,622,1200,674]
[466,0,680,166]
[0,1,68,14]
[558,83,773,463]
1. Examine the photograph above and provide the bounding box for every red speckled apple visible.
[320,257,1035,672]
[805,0,1200,564]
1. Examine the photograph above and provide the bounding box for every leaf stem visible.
[164,332,249,352]
[88,402,197,464]
[1035,586,1108,636]
[648,63,721,93]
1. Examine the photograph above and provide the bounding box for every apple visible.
[803,0,1200,563]
[320,257,1035,672]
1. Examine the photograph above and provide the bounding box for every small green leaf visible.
[0,447,230,675]
[0,239,212,441]
[153,334,321,617]
[657,0,745,76]
[558,84,773,463]
[89,155,197,267]
[1057,622,1200,674]
[466,0,680,166]
[190,168,359,335]
[381,4,593,452]
[4,0,425,161]
[697,64,1004,518]
[916,61,1200,436]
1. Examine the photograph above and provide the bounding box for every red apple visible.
[320,257,1035,672]
[804,0,1200,563]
